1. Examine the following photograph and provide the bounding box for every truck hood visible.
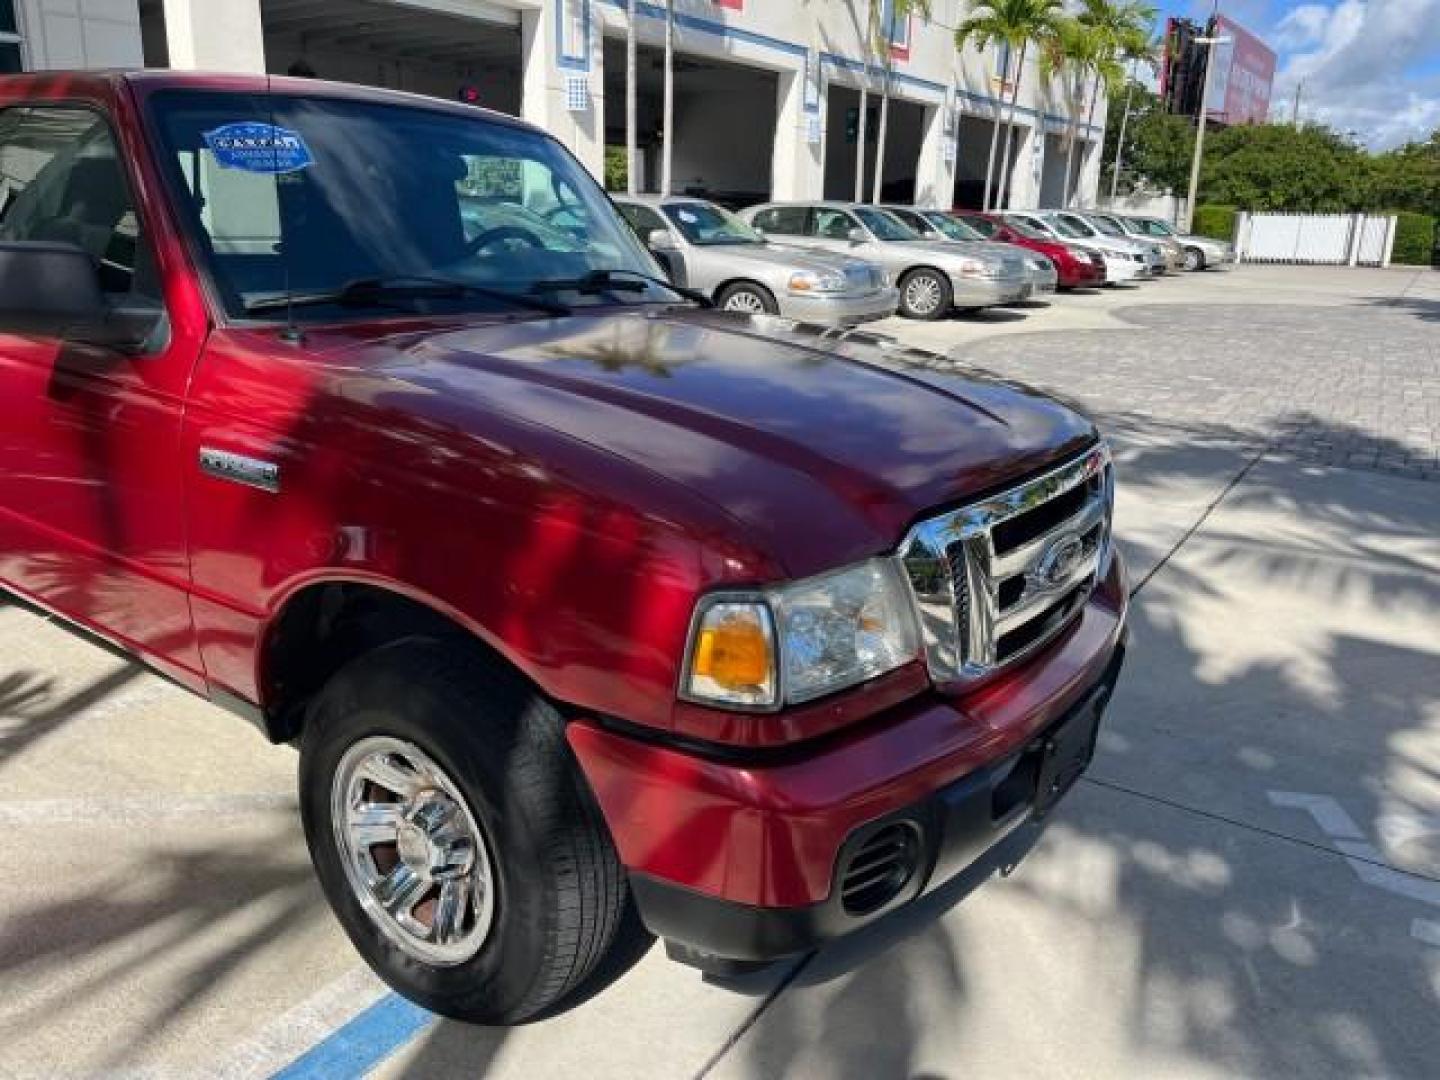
[330,309,1097,578]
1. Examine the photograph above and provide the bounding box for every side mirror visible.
[0,241,161,352]
[847,227,867,244]
[647,228,679,252]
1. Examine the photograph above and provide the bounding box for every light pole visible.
[1183,34,1229,233]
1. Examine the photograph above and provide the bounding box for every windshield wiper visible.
[528,268,712,308]
[243,276,570,317]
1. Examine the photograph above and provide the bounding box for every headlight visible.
[681,560,918,709]
[788,270,848,294]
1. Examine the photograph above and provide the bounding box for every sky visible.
[1157,0,1440,150]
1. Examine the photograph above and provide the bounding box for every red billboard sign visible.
[1205,15,1276,125]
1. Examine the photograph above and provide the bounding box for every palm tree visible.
[660,0,675,195]
[626,0,638,194]
[955,0,1065,212]
[855,0,875,201]
[1107,32,1161,198]
[1074,0,1155,205]
[869,0,933,204]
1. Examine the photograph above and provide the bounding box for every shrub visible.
[1389,211,1436,266]
[1191,204,1237,241]
[604,146,627,193]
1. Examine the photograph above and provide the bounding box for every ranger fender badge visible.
[199,447,281,494]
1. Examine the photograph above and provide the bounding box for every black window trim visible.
[0,98,171,355]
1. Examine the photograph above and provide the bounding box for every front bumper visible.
[1103,258,1145,283]
[568,552,1129,959]
[631,640,1126,963]
[952,275,1031,308]
[781,286,899,326]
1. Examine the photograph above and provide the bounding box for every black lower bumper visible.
[631,642,1126,968]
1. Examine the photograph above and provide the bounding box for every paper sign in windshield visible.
[203,122,314,174]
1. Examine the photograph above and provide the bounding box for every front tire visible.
[1183,246,1205,271]
[299,639,626,1025]
[716,281,778,315]
[898,268,951,320]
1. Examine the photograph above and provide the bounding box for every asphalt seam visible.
[1081,774,1440,887]
[691,953,815,1080]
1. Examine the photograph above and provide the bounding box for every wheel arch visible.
[714,278,778,306]
[253,573,525,744]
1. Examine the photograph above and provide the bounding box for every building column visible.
[1007,122,1042,209]
[913,99,955,209]
[162,0,264,72]
[1075,133,1103,208]
[771,57,822,200]
[522,0,607,181]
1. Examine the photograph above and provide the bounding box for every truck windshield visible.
[662,201,763,246]
[147,90,665,319]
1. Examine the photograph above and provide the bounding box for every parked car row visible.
[613,194,1235,326]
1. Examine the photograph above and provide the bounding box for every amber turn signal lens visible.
[684,601,776,707]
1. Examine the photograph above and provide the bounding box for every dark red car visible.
[0,71,1127,1025]
[953,210,1106,289]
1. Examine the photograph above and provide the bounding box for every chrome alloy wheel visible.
[332,736,496,965]
[722,289,767,313]
[904,273,942,315]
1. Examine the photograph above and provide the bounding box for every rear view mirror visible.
[0,241,162,352]
[847,227,867,244]
[647,228,679,252]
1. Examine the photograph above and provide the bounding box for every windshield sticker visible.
[675,209,699,223]
[203,122,314,175]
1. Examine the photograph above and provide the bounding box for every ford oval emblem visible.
[1035,532,1086,589]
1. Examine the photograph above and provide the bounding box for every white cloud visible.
[1268,0,1440,148]
[1272,4,1335,49]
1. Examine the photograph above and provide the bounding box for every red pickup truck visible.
[0,71,1127,1024]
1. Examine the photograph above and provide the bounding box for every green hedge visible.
[1191,204,1237,241]
[1389,211,1436,266]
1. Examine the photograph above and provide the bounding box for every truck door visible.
[0,103,204,684]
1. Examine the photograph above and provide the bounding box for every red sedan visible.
[951,210,1106,289]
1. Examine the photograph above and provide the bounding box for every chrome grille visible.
[898,444,1114,683]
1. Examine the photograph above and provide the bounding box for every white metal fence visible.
[1234,213,1397,267]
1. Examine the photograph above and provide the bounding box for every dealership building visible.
[6,0,1106,209]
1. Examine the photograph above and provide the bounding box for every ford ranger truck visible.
[0,72,1128,1025]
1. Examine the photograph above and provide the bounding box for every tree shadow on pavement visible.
[719,409,1440,1079]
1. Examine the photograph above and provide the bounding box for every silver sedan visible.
[613,195,896,326]
[883,205,1058,296]
[739,201,1031,320]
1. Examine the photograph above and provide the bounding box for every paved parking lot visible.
[2,265,1438,1079]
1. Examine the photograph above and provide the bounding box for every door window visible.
[810,208,859,240]
[886,207,928,233]
[617,202,668,239]
[0,106,159,302]
[751,206,807,235]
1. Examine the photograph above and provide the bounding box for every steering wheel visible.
[465,225,544,255]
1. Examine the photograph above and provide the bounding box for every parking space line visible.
[0,792,295,827]
[203,968,391,1079]
[268,992,435,1080]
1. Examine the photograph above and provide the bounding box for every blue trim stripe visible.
[593,0,1102,139]
[598,0,807,58]
[269,994,435,1080]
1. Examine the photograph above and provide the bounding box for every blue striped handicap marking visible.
[270,993,436,1079]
